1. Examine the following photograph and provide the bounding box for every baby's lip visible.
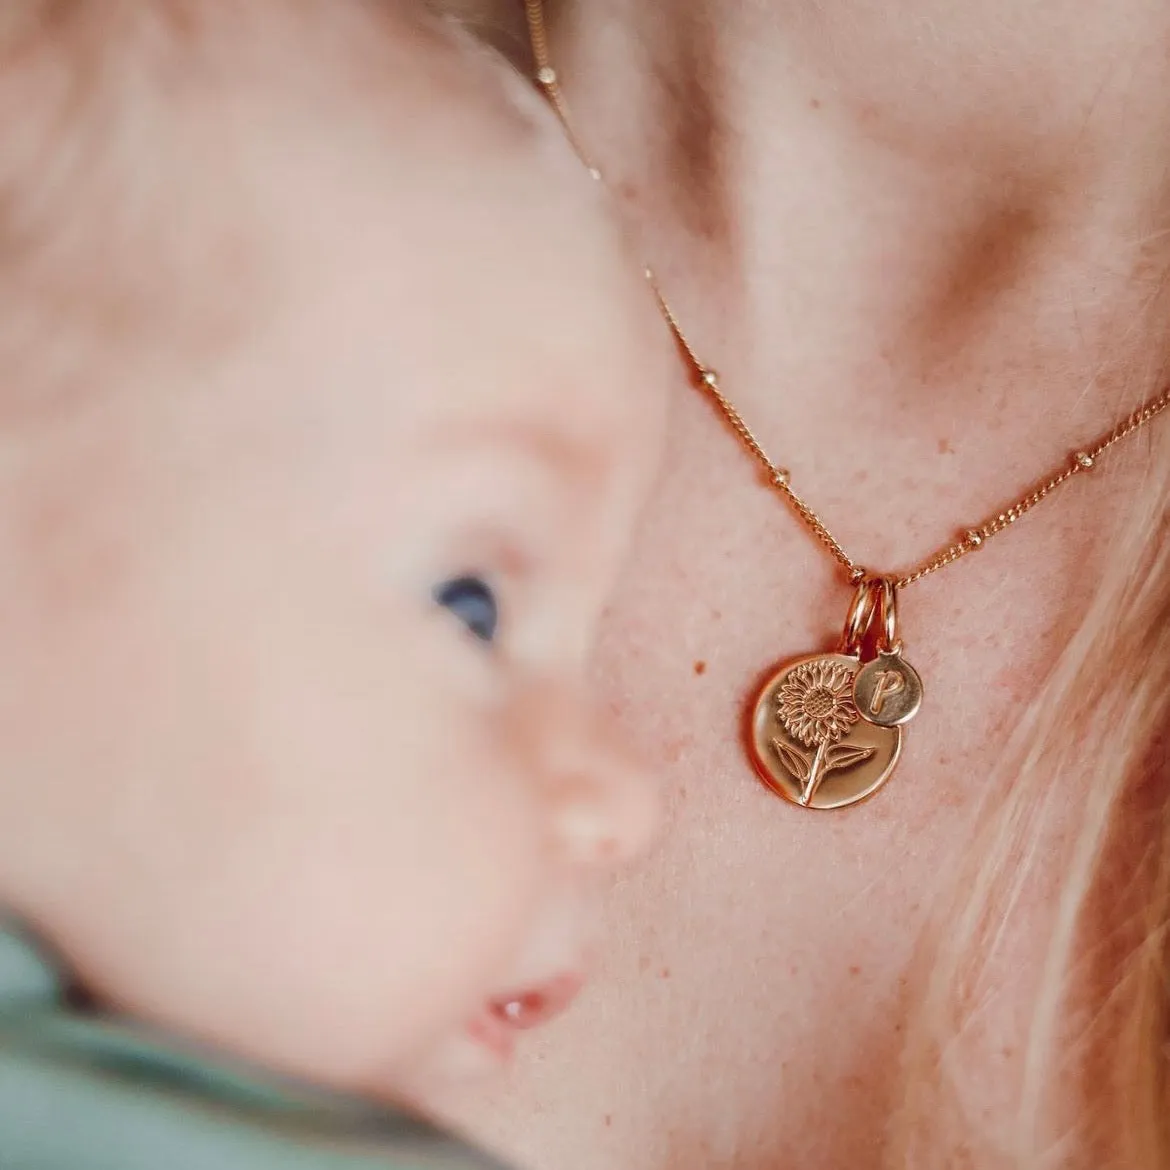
[463,1010,516,1063]
[488,971,585,1030]
[464,972,585,1062]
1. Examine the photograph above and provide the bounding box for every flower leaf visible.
[824,743,876,773]
[773,739,811,782]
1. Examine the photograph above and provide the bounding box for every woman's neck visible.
[538,0,1170,421]
[548,0,1170,232]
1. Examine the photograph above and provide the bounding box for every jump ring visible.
[842,577,881,656]
[875,577,899,652]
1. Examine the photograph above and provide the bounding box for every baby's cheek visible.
[229,605,553,1073]
[81,587,555,1093]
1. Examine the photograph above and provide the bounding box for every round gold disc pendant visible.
[748,652,902,810]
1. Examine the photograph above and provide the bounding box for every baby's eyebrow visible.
[439,417,611,489]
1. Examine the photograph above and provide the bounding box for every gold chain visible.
[523,0,1170,590]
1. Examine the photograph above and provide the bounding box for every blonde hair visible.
[893,408,1170,1166]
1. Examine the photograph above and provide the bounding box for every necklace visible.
[523,0,1170,810]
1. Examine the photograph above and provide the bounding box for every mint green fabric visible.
[0,924,506,1170]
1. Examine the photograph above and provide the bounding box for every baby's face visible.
[0,26,667,1098]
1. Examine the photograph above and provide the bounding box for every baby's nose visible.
[540,696,659,868]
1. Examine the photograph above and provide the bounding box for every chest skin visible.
[424,341,1141,1169]
[414,8,1170,1160]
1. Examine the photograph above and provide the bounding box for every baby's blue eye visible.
[433,575,499,642]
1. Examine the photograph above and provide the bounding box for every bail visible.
[841,575,899,658]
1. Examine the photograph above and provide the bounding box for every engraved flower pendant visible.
[749,653,902,809]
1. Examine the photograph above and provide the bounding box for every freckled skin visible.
[430,0,1170,1165]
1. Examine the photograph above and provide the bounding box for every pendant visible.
[748,577,923,810]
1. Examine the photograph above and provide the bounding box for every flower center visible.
[801,688,837,721]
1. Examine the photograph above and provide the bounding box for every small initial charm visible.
[853,649,923,728]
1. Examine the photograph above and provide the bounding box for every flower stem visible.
[801,739,829,806]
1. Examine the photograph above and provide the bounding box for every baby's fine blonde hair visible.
[0,0,445,417]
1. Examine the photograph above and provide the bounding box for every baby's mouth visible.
[465,972,585,1060]
[492,971,584,1028]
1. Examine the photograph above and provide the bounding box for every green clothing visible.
[0,923,507,1170]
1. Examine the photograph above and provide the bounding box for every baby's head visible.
[0,2,666,1099]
